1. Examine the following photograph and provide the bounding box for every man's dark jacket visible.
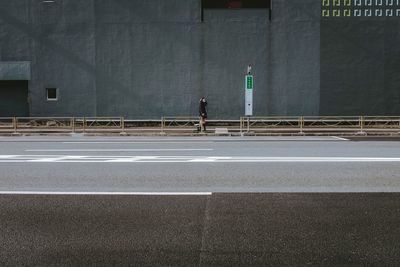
[199,100,207,118]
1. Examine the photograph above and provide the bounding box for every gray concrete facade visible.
[0,0,398,118]
[0,62,30,80]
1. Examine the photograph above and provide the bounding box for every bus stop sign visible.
[245,75,253,116]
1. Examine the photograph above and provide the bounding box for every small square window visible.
[46,88,58,101]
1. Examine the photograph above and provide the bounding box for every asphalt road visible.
[0,136,400,192]
[1,193,400,266]
[1,136,400,266]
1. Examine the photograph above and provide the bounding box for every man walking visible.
[199,96,207,132]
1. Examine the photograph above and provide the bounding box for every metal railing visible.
[0,117,124,134]
[161,117,241,133]
[240,116,300,133]
[0,117,14,131]
[161,117,200,133]
[240,116,400,134]
[15,117,74,131]
[363,116,400,129]
[301,116,361,133]
[0,116,399,135]
[80,117,124,133]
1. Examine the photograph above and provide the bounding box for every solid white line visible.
[2,156,400,163]
[106,156,158,162]
[331,136,350,141]
[0,155,18,159]
[0,191,212,196]
[29,156,71,162]
[25,149,214,152]
[63,142,216,144]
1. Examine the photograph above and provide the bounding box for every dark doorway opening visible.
[0,81,29,117]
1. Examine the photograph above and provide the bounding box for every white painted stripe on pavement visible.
[331,136,350,141]
[0,155,18,159]
[63,141,216,144]
[106,156,158,162]
[0,191,212,196]
[26,149,214,152]
[1,155,400,163]
[28,156,88,162]
[189,157,232,162]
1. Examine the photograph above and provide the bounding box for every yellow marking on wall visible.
[344,9,352,16]
[333,9,341,16]
[322,9,330,16]
[322,0,330,6]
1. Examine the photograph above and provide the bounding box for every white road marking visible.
[331,136,350,141]
[0,155,18,159]
[28,156,87,162]
[106,156,158,162]
[63,142,216,144]
[25,149,214,152]
[189,157,232,162]
[1,155,400,163]
[0,191,212,196]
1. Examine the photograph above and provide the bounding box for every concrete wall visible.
[270,0,320,116]
[0,0,96,117]
[94,1,270,119]
[0,0,399,118]
[321,19,400,115]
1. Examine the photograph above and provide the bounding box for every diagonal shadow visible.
[0,6,148,116]
[112,0,270,117]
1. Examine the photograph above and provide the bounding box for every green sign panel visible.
[246,75,253,90]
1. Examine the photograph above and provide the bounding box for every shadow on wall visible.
[0,7,148,117]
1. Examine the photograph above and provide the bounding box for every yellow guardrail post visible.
[299,116,304,134]
[120,116,127,135]
[71,117,75,133]
[240,117,243,135]
[360,116,363,132]
[358,116,365,135]
[362,116,365,132]
[246,117,250,133]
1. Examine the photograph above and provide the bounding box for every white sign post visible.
[245,75,253,116]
